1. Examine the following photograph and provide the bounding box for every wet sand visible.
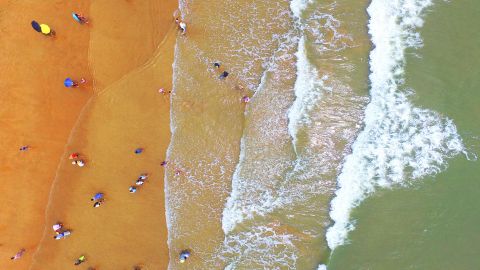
[0,0,176,269]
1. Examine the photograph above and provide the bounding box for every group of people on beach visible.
[213,62,251,103]
[129,173,149,193]
[10,9,211,269]
[31,12,88,37]
[18,10,103,268]
[52,223,72,240]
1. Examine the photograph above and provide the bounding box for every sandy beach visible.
[0,0,176,269]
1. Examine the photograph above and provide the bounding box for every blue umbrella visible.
[64,78,74,87]
[72,13,81,23]
[31,20,41,32]
[93,193,104,200]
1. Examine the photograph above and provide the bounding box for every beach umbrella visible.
[40,24,51,34]
[31,20,41,32]
[64,78,74,87]
[93,193,104,200]
[72,13,81,23]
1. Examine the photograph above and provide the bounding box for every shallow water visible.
[166,0,371,268]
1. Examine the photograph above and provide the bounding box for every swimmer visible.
[135,179,145,186]
[179,22,187,34]
[19,145,29,151]
[129,186,137,193]
[242,96,251,103]
[219,71,229,79]
[179,250,190,263]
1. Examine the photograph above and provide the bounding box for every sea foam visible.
[326,0,464,250]
[287,36,323,153]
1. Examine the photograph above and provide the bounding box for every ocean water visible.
[166,0,477,269]
[328,0,480,269]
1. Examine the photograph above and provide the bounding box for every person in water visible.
[129,186,137,193]
[219,71,229,79]
[179,22,187,35]
[19,145,29,151]
[179,250,190,263]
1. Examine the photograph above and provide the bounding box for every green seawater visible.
[328,1,480,269]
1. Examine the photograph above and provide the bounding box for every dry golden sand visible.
[0,0,177,269]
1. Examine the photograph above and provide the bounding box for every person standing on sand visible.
[72,159,85,167]
[158,88,171,95]
[93,201,103,208]
[72,12,89,24]
[10,249,25,260]
[52,223,63,234]
[54,230,71,240]
[74,255,86,265]
[64,77,86,88]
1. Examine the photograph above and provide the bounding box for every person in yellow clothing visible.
[74,255,86,266]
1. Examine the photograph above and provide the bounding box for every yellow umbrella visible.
[40,24,51,34]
